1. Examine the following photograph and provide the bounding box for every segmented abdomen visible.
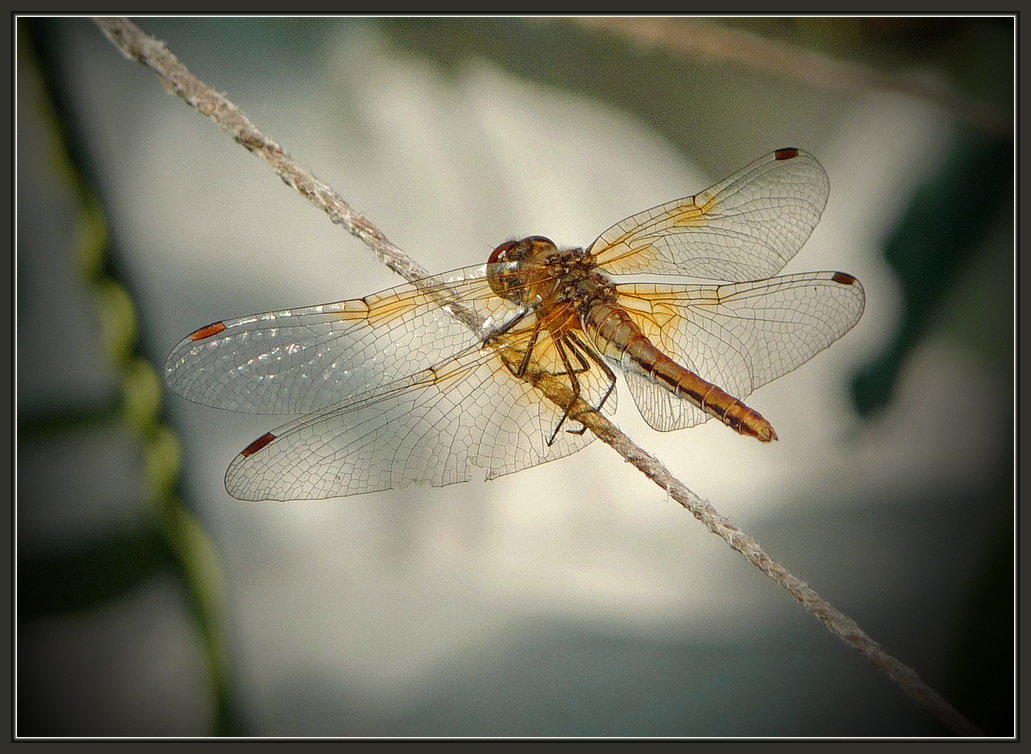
[584,303,777,442]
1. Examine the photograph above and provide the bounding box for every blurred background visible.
[16,16,1013,737]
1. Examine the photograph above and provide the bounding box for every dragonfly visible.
[165,148,865,502]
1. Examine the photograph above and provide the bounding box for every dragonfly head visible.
[487,236,557,303]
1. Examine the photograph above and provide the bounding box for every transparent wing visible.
[587,149,829,281]
[613,272,865,431]
[165,264,522,415]
[222,323,615,501]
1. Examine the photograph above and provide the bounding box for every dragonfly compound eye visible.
[488,240,519,265]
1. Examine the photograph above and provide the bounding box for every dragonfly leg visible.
[568,331,616,414]
[546,336,585,446]
[481,308,545,380]
[557,334,616,437]
[544,332,616,442]
[515,319,544,378]
[481,307,530,344]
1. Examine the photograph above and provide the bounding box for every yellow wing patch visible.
[671,194,717,228]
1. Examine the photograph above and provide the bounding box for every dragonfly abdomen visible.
[586,303,778,442]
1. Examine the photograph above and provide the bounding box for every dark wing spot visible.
[190,321,228,341]
[240,432,276,458]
